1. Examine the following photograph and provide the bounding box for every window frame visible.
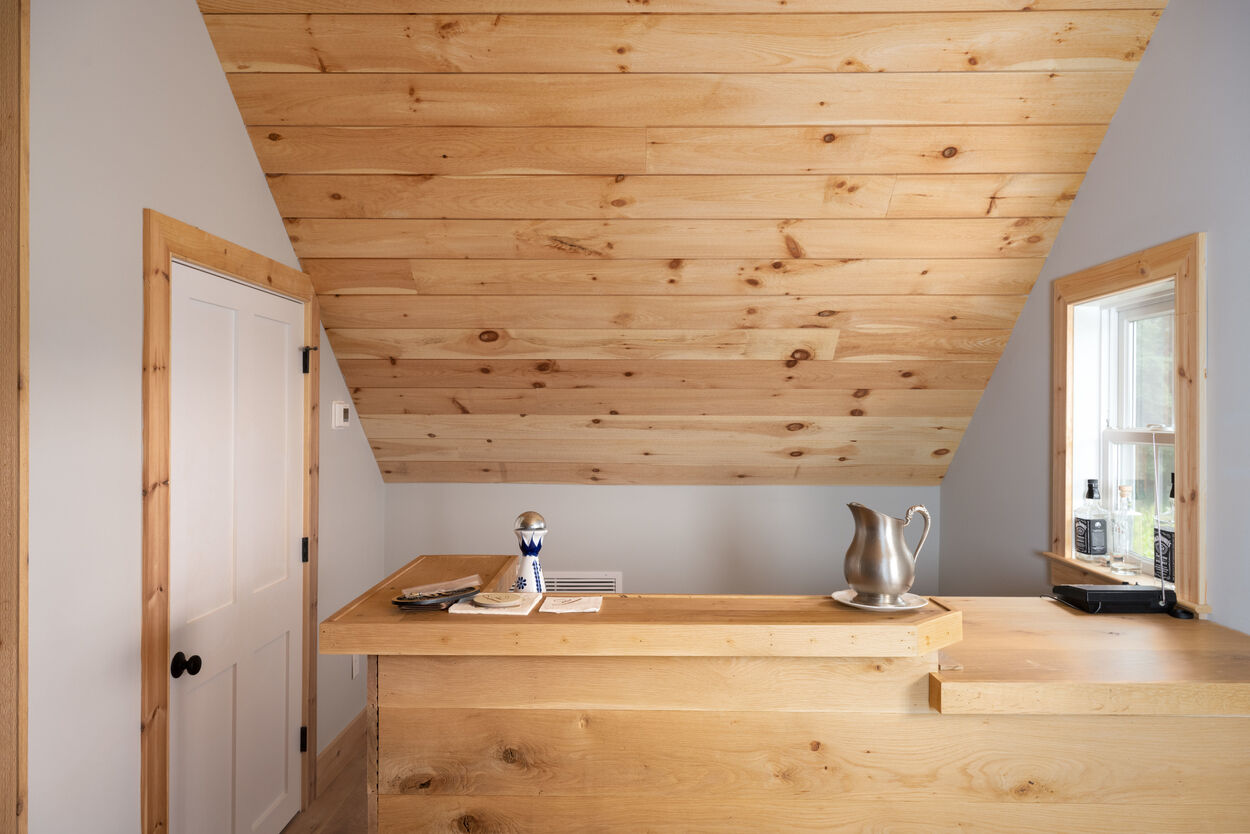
[1050,234,1207,613]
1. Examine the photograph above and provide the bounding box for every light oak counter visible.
[322,556,1250,833]
[321,554,962,658]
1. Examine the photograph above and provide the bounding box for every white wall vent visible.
[544,571,623,594]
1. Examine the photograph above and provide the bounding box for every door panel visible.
[174,297,238,621]
[171,664,235,834]
[170,261,304,834]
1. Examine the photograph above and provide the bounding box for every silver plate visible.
[830,589,929,611]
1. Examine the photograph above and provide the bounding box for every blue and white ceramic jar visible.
[513,511,547,593]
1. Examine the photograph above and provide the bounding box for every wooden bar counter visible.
[322,556,1250,833]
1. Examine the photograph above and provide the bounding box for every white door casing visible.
[168,261,304,834]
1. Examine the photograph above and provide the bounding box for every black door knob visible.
[171,651,203,679]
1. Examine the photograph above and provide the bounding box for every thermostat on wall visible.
[331,400,351,430]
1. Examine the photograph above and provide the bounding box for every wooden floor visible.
[283,731,367,834]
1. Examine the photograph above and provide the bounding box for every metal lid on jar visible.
[514,511,546,532]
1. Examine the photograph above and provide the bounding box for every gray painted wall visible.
[28,1,384,829]
[940,1,1250,635]
[386,484,940,596]
[316,335,386,750]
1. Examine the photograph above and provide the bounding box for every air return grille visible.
[543,571,623,594]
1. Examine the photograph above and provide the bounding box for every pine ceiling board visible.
[249,126,649,175]
[305,258,1045,296]
[206,12,1158,74]
[352,387,982,417]
[251,124,1107,175]
[359,413,966,441]
[318,294,1026,331]
[285,218,1061,260]
[227,72,1133,127]
[336,359,1000,391]
[376,461,949,487]
[268,173,1083,220]
[328,327,840,361]
[199,1,1167,15]
[833,331,1009,361]
[367,437,959,466]
[201,0,1157,485]
[644,125,1109,175]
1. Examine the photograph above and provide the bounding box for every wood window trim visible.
[141,209,321,833]
[1049,233,1207,614]
[2,0,29,830]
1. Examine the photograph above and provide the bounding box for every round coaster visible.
[473,592,524,608]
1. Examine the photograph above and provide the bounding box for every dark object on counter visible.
[391,586,479,610]
[1050,584,1177,614]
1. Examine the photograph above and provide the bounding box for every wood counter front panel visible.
[371,654,1250,833]
[200,4,1160,485]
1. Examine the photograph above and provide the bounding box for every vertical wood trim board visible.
[1049,234,1206,612]
[1,0,29,829]
[140,210,320,833]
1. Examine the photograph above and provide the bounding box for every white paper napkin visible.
[539,596,603,614]
[448,593,543,615]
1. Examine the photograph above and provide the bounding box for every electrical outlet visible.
[332,400,350,430]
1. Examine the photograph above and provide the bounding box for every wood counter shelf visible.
[322,556,1250,833]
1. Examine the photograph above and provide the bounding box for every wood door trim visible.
[141,209,320,834]
[1,1,29,831]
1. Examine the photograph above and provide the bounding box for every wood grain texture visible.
[329,327,840,361]
[319,294,1026,331]
[0,1,27,829]
[251,125,1107,176]
[351,386,981,417]
[321,557,963,658]
[270,173,1083,221]
[932,597,1246,713]
[286,218,1062,260]
[201,2,1157,485]
[304,258,1044,297]
[301,298,320,807]
[316,709,365,800]
[207,12,1158,74]
[378,461,948,485]
[376,707,1249,801]
[141,210,321,831]
[379,655,937,713]
[200,1,1170,15]
[1049,234,1206,610]
[337,358,999,391]
[230,71,1133,127]
[377,796,1250,834]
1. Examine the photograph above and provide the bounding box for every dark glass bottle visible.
[1074,478,1108,560]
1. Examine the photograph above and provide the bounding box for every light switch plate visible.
[332,400,350,429]
[351,654,363,680]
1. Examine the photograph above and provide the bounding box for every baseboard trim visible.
[316,708,367,798]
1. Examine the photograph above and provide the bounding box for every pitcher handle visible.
[903,505,932,562]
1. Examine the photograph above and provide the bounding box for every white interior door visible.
[169,261,304,834]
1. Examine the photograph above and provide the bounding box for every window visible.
[1050,235,1207,613]
[1071,282,1174,569]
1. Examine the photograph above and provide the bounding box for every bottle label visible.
[1154,528,1175,582]
[1075,517,1090,554]
[1074,517,1107,555]
[1088,519,1107,555]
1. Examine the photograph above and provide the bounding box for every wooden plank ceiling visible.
[199,0,1161,485]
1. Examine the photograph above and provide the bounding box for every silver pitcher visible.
[844,502,931,606]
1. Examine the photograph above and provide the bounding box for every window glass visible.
[1129,313,1174,428]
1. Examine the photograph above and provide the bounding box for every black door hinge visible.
[300,726,308,753]
[301,537,309,563]
[300,345,318,374]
